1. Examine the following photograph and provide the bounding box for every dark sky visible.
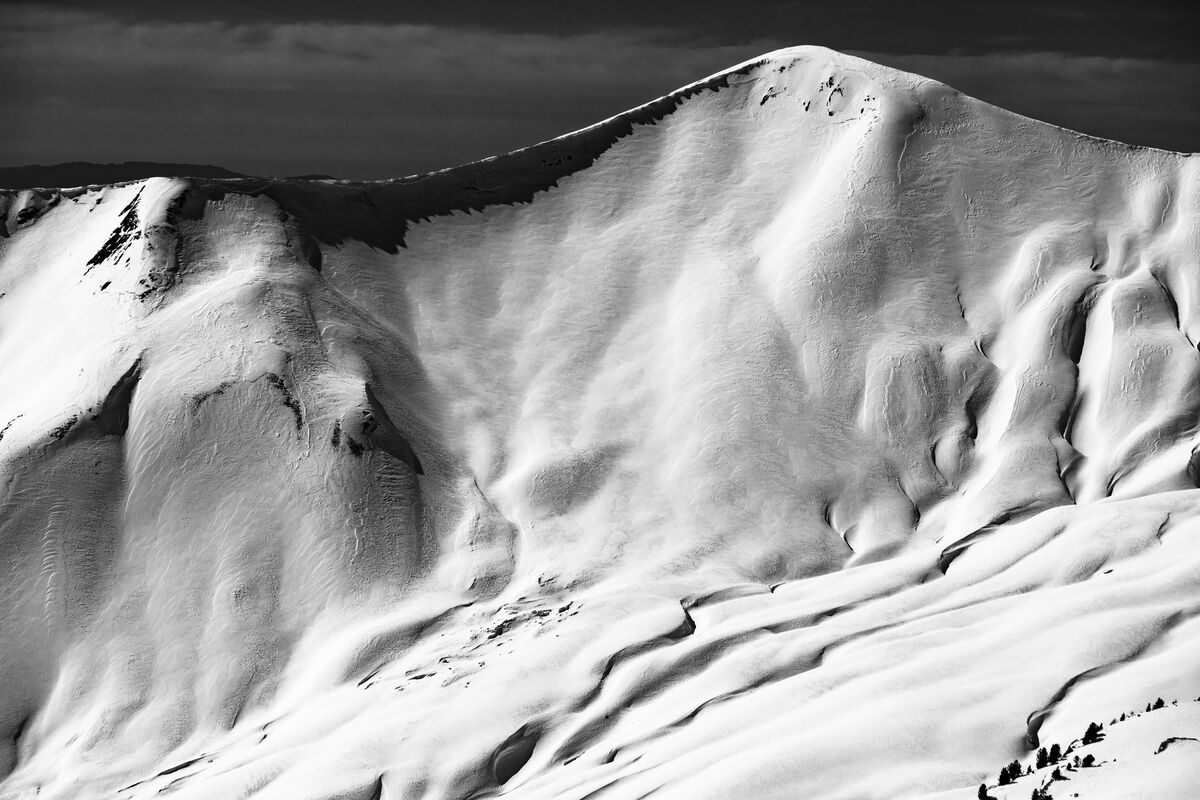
[2,1,1196,179]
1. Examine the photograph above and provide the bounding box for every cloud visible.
[0,5,779,176]
[854,50,1199,152]
[0,5,1194,178]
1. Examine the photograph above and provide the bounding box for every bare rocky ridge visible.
[0,46,1197,799]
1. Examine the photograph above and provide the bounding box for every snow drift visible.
[0,46,1198,799]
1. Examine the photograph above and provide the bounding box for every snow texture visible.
[0,46,1197,799]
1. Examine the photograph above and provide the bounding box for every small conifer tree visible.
[1082,754,1096,767]
[978,783,989,800]
[1082,721,1103,744]
[1152,697,1165,710]
[1036,747,1048,768]
[1048,743,1062,762]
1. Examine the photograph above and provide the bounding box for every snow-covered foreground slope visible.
[0,46,1198,799]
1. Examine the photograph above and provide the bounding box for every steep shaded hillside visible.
[0,47,1197,800]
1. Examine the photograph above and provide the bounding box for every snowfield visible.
[0,46,1198,799]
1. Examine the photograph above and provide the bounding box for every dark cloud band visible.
[0,5,1194,178]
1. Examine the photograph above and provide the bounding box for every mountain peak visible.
[0,48,1198,800]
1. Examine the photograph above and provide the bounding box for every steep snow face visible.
[0,46,1198,800]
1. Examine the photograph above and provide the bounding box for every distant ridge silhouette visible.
[0,161,248,190]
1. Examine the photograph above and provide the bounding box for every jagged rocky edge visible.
[0,50,765,251]
[2,46,1193,254]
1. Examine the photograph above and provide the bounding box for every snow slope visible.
[0,162,247,191]
[0,46,1197,799]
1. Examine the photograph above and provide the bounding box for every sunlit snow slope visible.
[1,46,1198,800]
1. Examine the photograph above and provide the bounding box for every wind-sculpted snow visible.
[0,46,1198,799]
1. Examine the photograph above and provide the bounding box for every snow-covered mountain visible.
[0,162,248,191]
[0,46,1197,800]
